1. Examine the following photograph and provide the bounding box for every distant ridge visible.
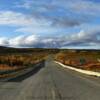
[0,46,99,54]
[0,46,60,54]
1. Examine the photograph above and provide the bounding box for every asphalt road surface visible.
[0,59,100,100]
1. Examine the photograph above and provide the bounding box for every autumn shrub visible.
[55,51,100,71]
[0,52,48,70]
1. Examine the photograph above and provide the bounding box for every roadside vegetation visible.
[0,47,59,78]
[0,53,46,70]
[55,50,100,72]
[0,53,47,78]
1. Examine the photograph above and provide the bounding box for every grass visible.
[0,47,59,78]
[55,50,100,72]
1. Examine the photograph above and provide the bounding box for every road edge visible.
[55,61,100,77]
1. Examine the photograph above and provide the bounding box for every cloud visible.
[9,35,39,47]
[52,0,100,16]
[0,11,33,26]
[16,0,100,16]
[0,0,100,49]
[0,10,85,36]
[0,10,55,34]
[0,37,8,46]
[64,27,100,47]
[69,0,100,16]
[15,1,34,9]
[14,0,92,29]
[0,34,63,48]
[51,17,83,27]
[0,11,52,28]
[0,27,100,49]
[1,0,98,36]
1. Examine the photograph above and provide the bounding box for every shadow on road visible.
[7,60,45,82]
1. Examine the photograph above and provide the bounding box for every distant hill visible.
[0,46,60,54]
[0,46,99,54]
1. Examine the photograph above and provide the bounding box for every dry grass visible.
[55,50,100,72]
[0,48,59,78]
[0,53,48,71]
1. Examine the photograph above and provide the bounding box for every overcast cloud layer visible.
[0,0,100,49]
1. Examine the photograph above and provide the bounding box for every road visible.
[0,59,100,100]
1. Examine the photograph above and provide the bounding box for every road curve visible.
[0,59,100,100]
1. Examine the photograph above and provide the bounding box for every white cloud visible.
[0,34,61,48]
[0,28,100,49]
[25,35,38,45]
[9,35,38,47]
[0,10,60,34]
[0,11,33,26]
[0,37,8,46]
[68,30,85,41]
[0,11,51,27]
[9,35,26,46]
[64,27,100,48]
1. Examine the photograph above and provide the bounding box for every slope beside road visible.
[0,59,100,100]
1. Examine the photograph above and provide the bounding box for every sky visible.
[0,0,100,49]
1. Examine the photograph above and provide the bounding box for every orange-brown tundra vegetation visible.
[55,50,100,72]
[0,51,50,78]
[0,53,47,70]
[0,47,60,78]
[0,47,59,72]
